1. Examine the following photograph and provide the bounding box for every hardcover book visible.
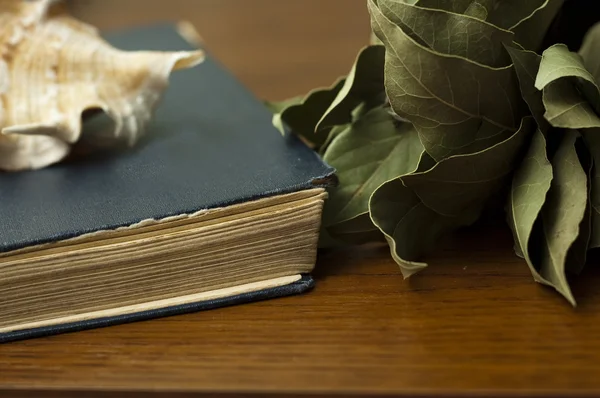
[0,23,334,343]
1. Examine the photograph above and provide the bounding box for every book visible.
[0,23,335,343]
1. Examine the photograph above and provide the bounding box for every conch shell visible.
[0,0,204,171]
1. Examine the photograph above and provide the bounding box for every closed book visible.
[0,23,334,343]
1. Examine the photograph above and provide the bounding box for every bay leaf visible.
[369,176,461,278]
[319,123,349,156]
[370,31,383,45]
[511,0,565,52]
[316,45,386,132]
[269,78,345,148]
[413,0,468,13]
[542,79,600,129]
[535,44,600,129]
[415,151,437,172]
[400,116,535,220]
[319,102,376,155]
[536,44,599,91]
[464,1,489,20]
[321,105,423,226]
[536,44,600,111]
[416,119,513,160]
[534,130,588,305]
[582,129,600,248]
[505,128,553,278]
[577,25,600,250]
[566,136,592,275]
[579,22,600,82]
[504,45,550,131]
[379,0,514,67]
[415,0,548,30]
[368,0,526,161]
[265,96,302,114]
[370,116,534,278]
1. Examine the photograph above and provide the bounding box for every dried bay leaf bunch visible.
[0,0,204,171]
[267,0,600,305]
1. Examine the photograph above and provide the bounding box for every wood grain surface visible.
[68,0,372,101]
[2,1,600,397]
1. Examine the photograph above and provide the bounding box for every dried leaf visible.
[577,23,600,250]
[370,31,383,45]
[379,0,514,67]
[369,175,458,278]
[534,130,588,305]
[506,128,553,278]
[319,123,350,156]
[579,22,600,82]
[566,138,592,275]
[368,0,526,161]
[536,44,599,91]
[533,44,600,129]
[400,116,534,220]
[265,96,303,115]
[504,45,550,132]
[542,79,600,129]
[316,45,386,132]
[415,0,548,30]
[511,0,565,52]
[583,129,600,249]
[371,116,534,277]
[268,78,345,149]
[266,0,600,305]
[321,105,423,227]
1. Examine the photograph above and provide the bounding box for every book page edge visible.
[0,274,302,334]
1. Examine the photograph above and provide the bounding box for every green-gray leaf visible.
[371,0,418,48]
[506,128,553,281]
[265,96,302,114]
[535,44,600,129]
[566,136,592,275]
[400,116,535,220]
[369,175,461,277]
[370,31,383,45]
[542,79,600,129]
[368,0,525,161]
[536,44,599,91]
[319,123,350,156]
[316,45,386,132]
[535,130,588,306]
[269,78,345,148]
[415,0,548,30]
[536,44,600,109]
[505,45,550,132]
[511,0,565,52]
[464,1,489,20]
[379,0,514,67]
[416,119,513,160]
[579,22,600,83]
[370,117,532,277]
[321,106,424,227]
[415,151,437,172]
[582,129,600,249]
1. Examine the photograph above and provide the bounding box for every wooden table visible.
[2,1,600,397]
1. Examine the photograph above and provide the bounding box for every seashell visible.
[0,0,204,172]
